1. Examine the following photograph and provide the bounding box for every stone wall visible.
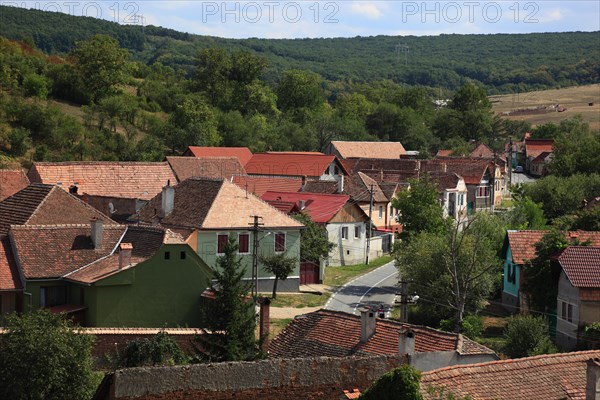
[105,355,406,400]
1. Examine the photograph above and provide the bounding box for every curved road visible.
[324,261,399,316]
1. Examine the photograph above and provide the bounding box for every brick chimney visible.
[586,358,600,400]
[161,180,175,216]
[258,297,271,351]
[90,218,103,249]
[119,243,133,269]
[360,308,376,342]
[398,327,415,355]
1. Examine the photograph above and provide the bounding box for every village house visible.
[232,175,304,197]
[326,141,406,160]
[269,309,497,372]
[556,246,600,350]
[27,161,177,222]
[135,177,304,292]
[261,191,375,267]
[530,151,553,176]
[166,156,245,182]
[0,169,29,201]
[244,152,347,183]
[524,138,554,174]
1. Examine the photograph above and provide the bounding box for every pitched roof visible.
[532,151,552,163]
[427,172,463,191]
[424,159,490,185]
[10,224,125,279]
[344,173,388,203]
[166,156,245,182]
[435,150,453,157]
[470,142,494,159]
[244,153,340,177]
[420,350,600,400]
[506,230,600,264]
[268,309,494,359]
[183,146,253,166]
[0,184,114,237]
[329,141,406,159]
[0,237,22,290]
[302,180,339,194]
[559,246,600,288]
[232,175,303,197]
[525,139,554,159]
[0,169,29,201]
[261,191,352,223]
[27,162,176,200]
[137,178,304,230]
[341,158,419,175]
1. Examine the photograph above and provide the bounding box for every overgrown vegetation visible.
[502,315,557,358]
[361,365,423,400]
[117,331,188,368]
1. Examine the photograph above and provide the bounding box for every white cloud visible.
[539,8,564,23]
[350,2,383,20]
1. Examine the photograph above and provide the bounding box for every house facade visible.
[136,178,304,292]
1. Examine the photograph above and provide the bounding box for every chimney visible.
[90,218,103,249]
[360,308,376,342]
[335,174,345,193]
[587,358,600,400]
[119,243,133,269]
[69,185,78,194]
[161,180,175,216]
[258,297,271,351]
[398,327,415,355]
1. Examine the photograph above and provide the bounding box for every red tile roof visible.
[302,180,339,194]
[0,184,114,237]
[184,146,253,166]
[0,237,22,290]
[329,141,406,159]
[342,158,419,175]
[559,246,600,288]
[507,230,600,265]
[0,169,29,201]
[245,153,340,177]
[268,309,494,358]
[421,350,600,400]
[435,150,453,157]
[27,162,176,200]
[167,156,245,181]
[261,191,351,223]
[424,159,490,185]
[470,143,494,159]
[525,139,554,159]
[232,175,303,197]
[344,173,388,203]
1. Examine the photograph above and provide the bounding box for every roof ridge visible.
[32,161,170,166]
[23,185,57,225]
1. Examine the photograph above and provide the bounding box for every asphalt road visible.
[324,261,399,316]
[511,171,537,185]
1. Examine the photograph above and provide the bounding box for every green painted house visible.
[9,222,212,327]
[136,178,304,292]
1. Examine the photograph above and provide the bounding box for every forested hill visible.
[1,5,599,93]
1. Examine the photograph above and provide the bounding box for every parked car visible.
[514,165,524,173]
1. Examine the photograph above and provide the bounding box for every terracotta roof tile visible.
[261,191,351,223]
[167,156,245,181]
[268,309,494,359]
[435,150,454,157]
[27,162,176,200]
[421,350,600,400]
[329,141,406,159]
[0,236,22,290]
[302,180,339,194]
[0,184,114,237]
[525,139,554,159]
[184,146,253,166]
[64,254,146,284]
[10,224,125,279]
[342,158,419,175]
[424,159,490,185]
[245,153,339,177]
[344,173,387,203]
[507,230,600,265]
[137,178,303,230]
[0,169,29,201]
[559,246,600,288]
[232,175,303,197]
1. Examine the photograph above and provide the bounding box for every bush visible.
[503,315,557,358]
[361,365,423,400]
[439,314,484,339]
[23,72,51,99]
[118,330,188,368]
[0,310,96,400]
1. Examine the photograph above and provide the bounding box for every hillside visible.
[1,6,598,93]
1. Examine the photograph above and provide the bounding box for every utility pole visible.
[507,136,513,188]
[399,280,408,323]
[365,184,374,265]
[249,215,264,299]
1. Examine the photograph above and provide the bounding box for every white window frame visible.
[476,186,489,198]
[354,225,361,239]
[341,226,349,240]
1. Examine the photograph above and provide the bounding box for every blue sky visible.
[9,1,600,38]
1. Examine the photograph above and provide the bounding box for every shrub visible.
[119,330,188,368]
[361,365,423,400]
[503,315,557,358]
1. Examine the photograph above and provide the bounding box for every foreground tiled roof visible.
[0,184,113,237]
[0,237,22,290]
[269,309,494,358]
[184,146,253,166]
[245,153,339,177]
[525,138,554,159]
[559,246,600,288]
[507,230,600,265]
[64,254,146,284]
[261,191,352,223]
[421,350,600,400]
[167,156,245,182]
[329,141,406,159]
[10,224,125,279]
[137,178,304,230]
[0,169,29,201]
[232,175,303,197]
[27,162,176,200]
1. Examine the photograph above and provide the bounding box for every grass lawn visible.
[270,292,331,308]
[477,307,511,357]
[324,255,394,287]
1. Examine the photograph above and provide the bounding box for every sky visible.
[7,1,600,38]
